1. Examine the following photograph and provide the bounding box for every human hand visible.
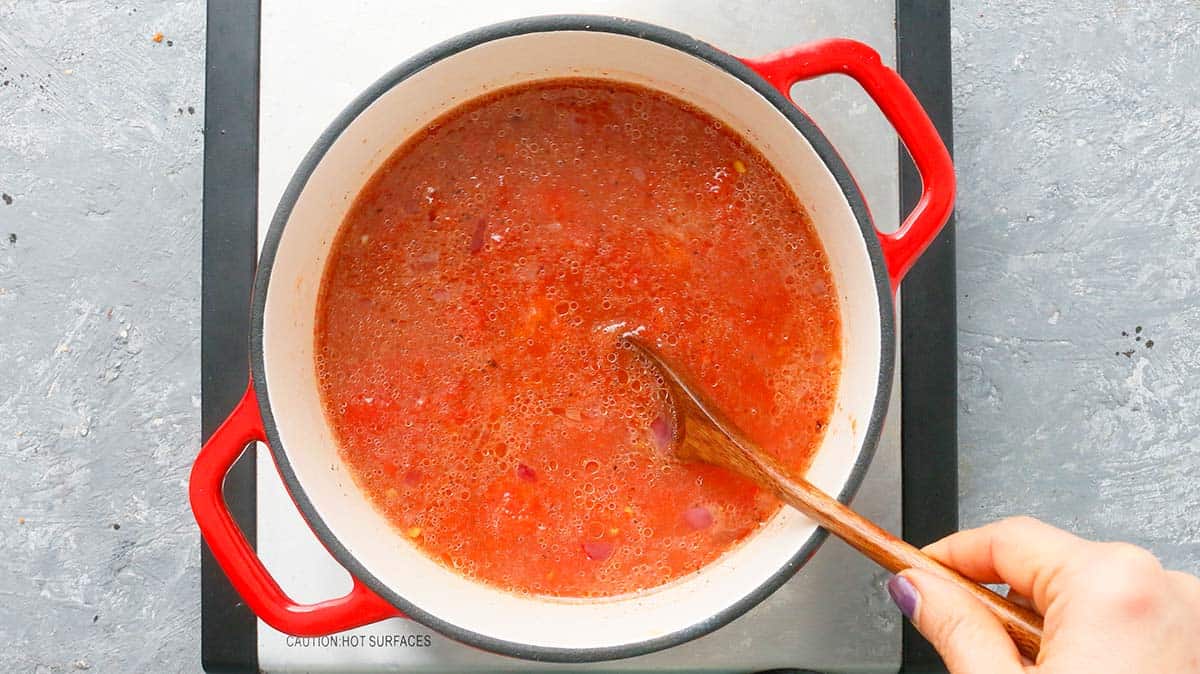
[886,516,1200,673]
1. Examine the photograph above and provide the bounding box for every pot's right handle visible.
[190,381,403,636]
[742,39,955,289]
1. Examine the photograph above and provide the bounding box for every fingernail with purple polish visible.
[887,574,919,620]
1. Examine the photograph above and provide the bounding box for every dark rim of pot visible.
[250,14,895,664]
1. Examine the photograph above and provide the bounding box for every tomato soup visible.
[316,79,841,598]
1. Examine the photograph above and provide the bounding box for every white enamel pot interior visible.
[251,17,893,662]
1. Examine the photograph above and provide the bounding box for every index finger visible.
[923,516,1089,613]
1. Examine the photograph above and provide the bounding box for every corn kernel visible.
[406,526,422,538]
[733,159,747,174]
[609,527,620,536]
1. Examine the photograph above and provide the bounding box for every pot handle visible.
[190,381,403,636]
[742,38,955,288]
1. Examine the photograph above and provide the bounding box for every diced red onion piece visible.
[582,541,613,561]
[468,220,487,254]
[414,251,439,271]
[650,415,673,451]
[517,463,537,483]
[684,506,714,530]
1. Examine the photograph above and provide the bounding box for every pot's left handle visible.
[190,381,403,636]
[742,39,955,289]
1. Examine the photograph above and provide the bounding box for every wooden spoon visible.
[623,335,1043,661]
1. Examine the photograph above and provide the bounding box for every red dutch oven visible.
[191,16,953,662]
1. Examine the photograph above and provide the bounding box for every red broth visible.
[316,79,841,598]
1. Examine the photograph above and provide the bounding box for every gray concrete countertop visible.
[0,1,1196,671]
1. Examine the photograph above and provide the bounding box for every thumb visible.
[888,569,1026,674]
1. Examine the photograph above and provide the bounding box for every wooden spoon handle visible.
[773,472,1043,661]
[619,337,1042,660]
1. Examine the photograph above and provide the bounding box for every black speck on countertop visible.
[111,523,120,530]
[1145,339,1154,348]
[187,106,194,114]
[8,233,16,245]
[2,193,11,205]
